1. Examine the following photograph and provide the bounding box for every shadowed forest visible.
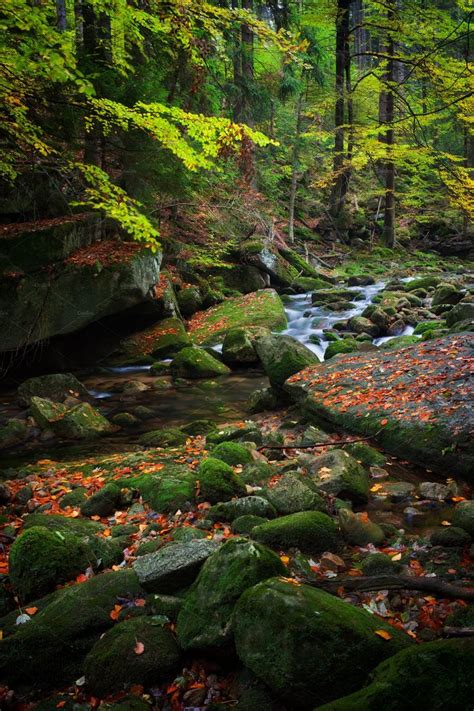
[0,1,473,710]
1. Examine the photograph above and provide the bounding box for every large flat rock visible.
[285,335,474,479]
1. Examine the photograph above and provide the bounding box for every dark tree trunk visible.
[330,0,351,220]
[241,0,254,126]
[382,1,396,247]
[56,0,67,31]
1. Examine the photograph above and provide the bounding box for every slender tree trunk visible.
[330,0,351,220]
[56,0,67,31]
[241,0,254,126]
[382,1,396,247]
[232,0,242,122]
[288,92,304,243]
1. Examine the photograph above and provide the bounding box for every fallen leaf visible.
[134,640,145,655]
[280,555,290,565]
[109,604,121,621]
[375,629,392,640]
[380,419,388,426]
[25,606,38,615]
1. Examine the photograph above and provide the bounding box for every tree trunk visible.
[232,0,242,122]
[241,0,254,126]
[56,0,67,31]
[288,92,304,244]
[382,1,396,248]
[330,0,351,220]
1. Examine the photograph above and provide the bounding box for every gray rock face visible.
[264,473,326,515]
[133,540,220,593]
[254,334,319,388]
[18,373,89,405]
[0,248,161,352]
[307,449,370,504]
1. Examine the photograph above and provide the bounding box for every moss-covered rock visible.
[17,373,89,405]
[22,512,103,536]
[112,411,139,428]
[430,526,471,547]
[315,639,474,711]
[209,497,276,522]
[312,288,355,305]
[81,483,122,517]
[241,461,275,484]
[252,511,339,553]
[451,500,474,537]
[51,402,114,440]
[361,553,396,575]
[59,487,88,509]
[177,538,285,649]
[84,616,180,696]
[120,317,191,360]
[431,282,463,307]
[206,422,262,446]
[181,419,216,436]
[0,569,142,687]
[309,449,370,504]
[254,334,319,389]
[211,441,254,466]
[324,339,358,360]
[132,540,220,593]
[445,301,474,327]
[233,578,412,709]
[171,526,208,542]
[248,386,279,413]
[120,465,196,513]
[222,328,259,365]
[348,316,380,337]
[344,443,386,466]
[380,335,420,350]
[176,286,202,316]
[188,290,287,346]
[0,419,28,449]
[264,473,326,515]
[170,346,231,378]
[9,527,90,602]
[30,396,67,428]
[339,509,385,546]
[232,515,270,535]
[199,458,246,503]
[138,427,187,447]
[404,276,441,291]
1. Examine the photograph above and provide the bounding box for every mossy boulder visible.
[176,286,202,316]
[348,316,380,337]
[264,473,326,515]
[112,411,139,428]
[324,339,358,360]
[120,465,197,513]
[17,373,88,405]
[0,569,142,686]
[241,461,275,484]
[248,387,279,413]
[361,553,396,575]
[209,496,276,522]
[312,288,355,305]
[0,419,28,449]
[132,540,220,593]
[430,526,471,547]
[171,526,208,542]
[206,422,262,446]
[84,616,180,696]
[22,512,103,536]
[170,346,231,378]
[315,639,474,711]
[232,515,270,534]
[339,509,385,546]
[59,487,88,509]
[51,402,114,439]
[380,335,419,350]
[451,500,474,537]
[309,449,370,504]
[252,511,339,553]
[138,427,187,447]
[254,334,319,389]
[445,301,474,327]
[404,276,441,291]
[177,538,285,650]
[198,458,246,503]
[120,317,191,360]
[9,527,90,602]
[345,443,385,466]
[81,483,122,517]
[181,419,216,436]
[188,290,287,346]
[233,578,412,709]
[30,396,67,428]
[211,441,254,466]
[431,282,463,307]
[222,328,259,365]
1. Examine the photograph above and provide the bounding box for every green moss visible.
[404,276,441,291]
[23,512,103,535]
[241,462,275,484]
[344,443,386,466]
[51,402,114,440]
[430,526,471,547]
[177,286,202,316]
[450,501,474,536]
[212,441,254,466]
[413,320,444,335]
[0,570,143,687]
[84,616,180,696]
[380,335,420,350]
[81,483,121,517]
[172,526,208,542]
[198,458,246,504]
[138,427,187,447]
[188,290,287,345]
[361,553,395,576]
[315,639,474,710]
[254,334,318,388]
[170,346,231,378]
[30,396,67,428]
[120,317,191,359]
[181,419,216,436]
[9,527,90,602]
[121,465,196,513]
[222,328,258,365]
[339,509,385,546]
[324,339,358,360]
[59,487,88,509]
[206,423,262,446]
[264,473,326,515]
[252,511,339,553]
[209,497,276,522]
[232,515,270,534]
[233,578,412,709]
[177,538,285,649]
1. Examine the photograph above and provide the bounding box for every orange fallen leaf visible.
[25,607,38,615]
[134,640,145,655]
[280,555,290,565]
[375,629,392,640]
[380,419,388,426]
[109,604,121,621]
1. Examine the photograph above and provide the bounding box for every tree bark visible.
[330,0,351,220]
[302,574,474,601]
[382,1,396,248]
[56,0,67,31]
[288,92,304,243]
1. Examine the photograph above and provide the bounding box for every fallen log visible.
[443,627,474,638]
[301,574,474,601]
